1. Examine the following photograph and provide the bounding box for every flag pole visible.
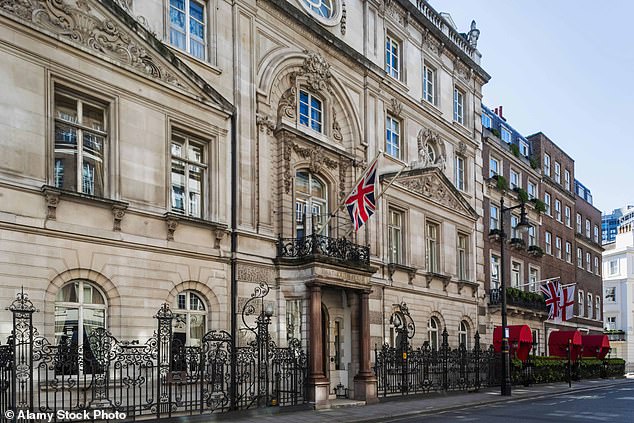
[317,152,383,235]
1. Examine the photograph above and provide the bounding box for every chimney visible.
[498,105,503,119]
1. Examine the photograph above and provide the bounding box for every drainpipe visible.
[230,111,238,410]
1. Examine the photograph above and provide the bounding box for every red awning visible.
[493,325,533,362]
[548,330,582,361]
[581,335,611,359]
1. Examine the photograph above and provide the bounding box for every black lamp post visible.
[498,195,530,396]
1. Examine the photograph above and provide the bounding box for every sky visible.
[430,0,633,214]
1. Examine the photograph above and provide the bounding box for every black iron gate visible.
[0,286,307,421]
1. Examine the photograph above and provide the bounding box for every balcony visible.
[605,330,626,342]
[489,287,547,313]
[277,234,370,268]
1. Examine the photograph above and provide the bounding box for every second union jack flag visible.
[540,279,562,322]
[345,158,379,231]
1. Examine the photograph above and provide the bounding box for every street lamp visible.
[498,194,529,396]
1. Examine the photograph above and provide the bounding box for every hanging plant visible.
[509,143,520,157]
[496,175,509,191]
[532,198,547,214]
[516,188,529,203]
[529,156,539,170]
[491,128,501,137]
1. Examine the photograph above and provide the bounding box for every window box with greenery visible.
[509,143,520,157]
[531,198,547,214]
[488,228,503,241]
[529,156,539,170]
[509,237,525,250]
[491,128,500,138]
[488,174,509,191]
[527,245,544,257]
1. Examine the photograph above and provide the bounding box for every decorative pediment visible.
[0,0,231,110]
[388,168,478,220]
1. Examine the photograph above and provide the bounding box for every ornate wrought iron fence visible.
[374,329,498,397]
[0,288,307,422]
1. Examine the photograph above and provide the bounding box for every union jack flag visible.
[345,158,379,231]
[540,279,561,322]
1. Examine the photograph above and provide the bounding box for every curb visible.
[344,378,630,423]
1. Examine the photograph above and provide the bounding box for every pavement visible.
[165,377,632,423]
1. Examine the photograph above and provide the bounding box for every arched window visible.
[295,171,328,237]
[428,317,440,351]
[55,280,106,374]
[458,320,469,348]
[173,291,207,347]
[298,90,323,133]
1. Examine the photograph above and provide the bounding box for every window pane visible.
[171,159,186,213]
[188,164,202,217]
[189,314,205,346]
[55,94,78,123]
[83,103,104,131]
[55,305,79,344]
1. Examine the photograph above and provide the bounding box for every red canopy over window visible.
[581,335,610,359]
[548,330,582,361]
[493,325,533,362]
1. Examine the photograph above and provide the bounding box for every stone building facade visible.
[0,0,491,406]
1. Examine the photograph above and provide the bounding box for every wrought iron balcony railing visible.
[277,234,370,266]
[489,288,547,312]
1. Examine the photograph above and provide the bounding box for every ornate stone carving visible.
[389,97,402,117]
[237,263,275,283]
[42,187,60,220]
[398,173,468,216]
[338,158,352,201]
[113,0,132,13]
[295,51,333,93]
[213,228,225,249]
[340,0,346,35]
[332,108,343,142]
[414,128,446,169]
[293,144,338,174]
[277,87,297,122]
[256,113,276,134]
[0,0,186,90]
[166,216,179,241]
[457,141,467,155]
[467,20,480,48]
[111,204,127,232]
[453,58,470,82]
[282,137,294,194]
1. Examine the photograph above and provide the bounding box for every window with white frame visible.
[555,199,561,222]
[578,290,584,317]
[500,127,511,143]
[385,34,400,79]
[554,161,561,184]
[586,252,591,272]
[174,291,207,347]
[453,87,465,124]
[459,320,469,348]
[426,221,440,273]
[519,140,529,157]
[428,317,440,350]
[529,267,539,292]
[544,154,551,177]
[295,171,328,238]
[606,316,616,330]
[605,287,616,302]
[490,205,499,230]
[457,233,468,280]
[594,256,600,275]
[169,0,206,60]
[564,169,570,191]
[609,260,619,275]
[585,219,591,238]
[388,209,403,264]
[545,231,552,255]
[385,114,401,159]
[511,261,522,288]
[455,156,466,191]
[491,254,500,289]
[55,280,107,374]
[565,206,571,227]
[482,113,492,129]
[528,225,536,246]
[299,90,323,133]
[489,157,500,177]
[565,242,572,263]
[593,225,599,243]
[577,247,583,267]
[555,236,562,259]
[576,213,582,233]
[171,132,207,218]
[595,295,600,320]
[423,64,436,104]
[54,89,107,197]
[587,293,592,319]
[528,181,537,200]
[544,192,551,216]
[510,169,520,190]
